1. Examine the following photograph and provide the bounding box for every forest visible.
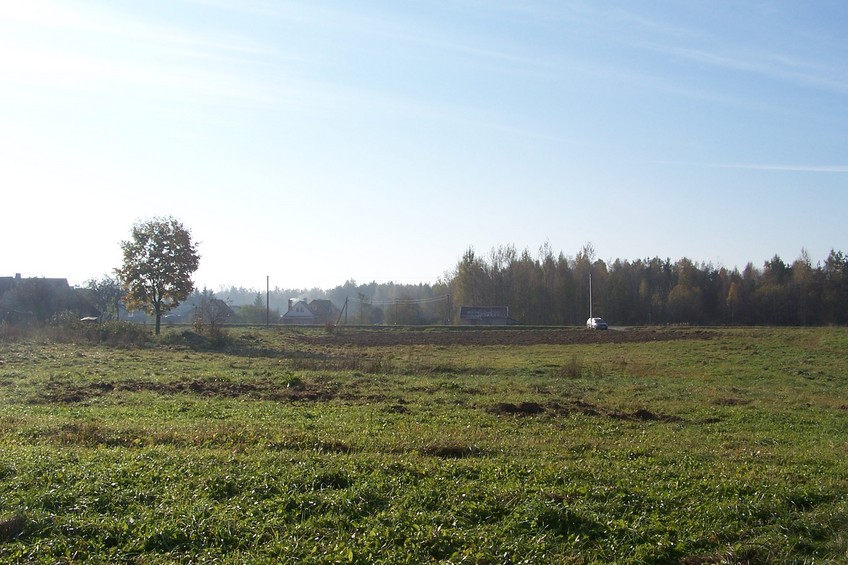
[5,244,848,328]
[219,244,848,327]
[447,244,848,326]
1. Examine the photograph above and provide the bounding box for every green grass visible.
[0,327,847,563]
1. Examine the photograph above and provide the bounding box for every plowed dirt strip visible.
[303,328,714,347]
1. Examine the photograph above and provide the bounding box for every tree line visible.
[7,214,846,329]
[110,218,848,327]
[215,280,451,326]
[446,244,848,326]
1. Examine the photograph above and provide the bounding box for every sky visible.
[2,0,846,290]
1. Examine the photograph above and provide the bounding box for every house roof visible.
[281,299,340,323]
[307,299,338,316]
[281,299,314,320]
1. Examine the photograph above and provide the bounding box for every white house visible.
[281,299,341,325]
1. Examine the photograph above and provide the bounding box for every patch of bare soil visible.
[489,399,683,422]
[611,408,683,423]
[713,397,751,406]
[0,514,26,542]
[384,403,410,414]
[304,328,714,347]
[32,379,116,404]
[29,377,338,404]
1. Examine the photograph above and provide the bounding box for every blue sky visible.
[2,0,846,290]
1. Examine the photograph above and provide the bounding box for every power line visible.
[346,294,450,306]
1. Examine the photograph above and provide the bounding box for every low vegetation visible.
[0,326,846,563]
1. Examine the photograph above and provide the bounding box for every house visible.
[459,305,515,326]
[281,299,341,325]
[0,274,19,296]
[0,274,101,323]
[191,297,235,325]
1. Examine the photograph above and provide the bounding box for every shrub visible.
[49,309,81,327]
[557,354,583,378]
[96,321,151,346]
[159,328,232,351]
[0,320,34,341]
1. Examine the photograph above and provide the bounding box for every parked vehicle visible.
[586,317,608,330]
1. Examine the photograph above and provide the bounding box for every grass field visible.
[0,326,846,563]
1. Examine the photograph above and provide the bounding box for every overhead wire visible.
[345,294,450,306]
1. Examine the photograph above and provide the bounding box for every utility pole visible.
[588,273,593,319]
[336,298,348,326]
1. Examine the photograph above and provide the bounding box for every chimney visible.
[287,298,293,312]
[15,273,21,280]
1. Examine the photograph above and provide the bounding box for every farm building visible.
[459,306,515,326]
[281,299,341,325]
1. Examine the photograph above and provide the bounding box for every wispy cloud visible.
[0,0,286,105]
[656,161,848,174]
[707,163,848,174]
[654,45,848,94]
[184,0,578,81]
[489,2,848,96]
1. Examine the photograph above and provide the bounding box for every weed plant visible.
[0,327,846,563]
